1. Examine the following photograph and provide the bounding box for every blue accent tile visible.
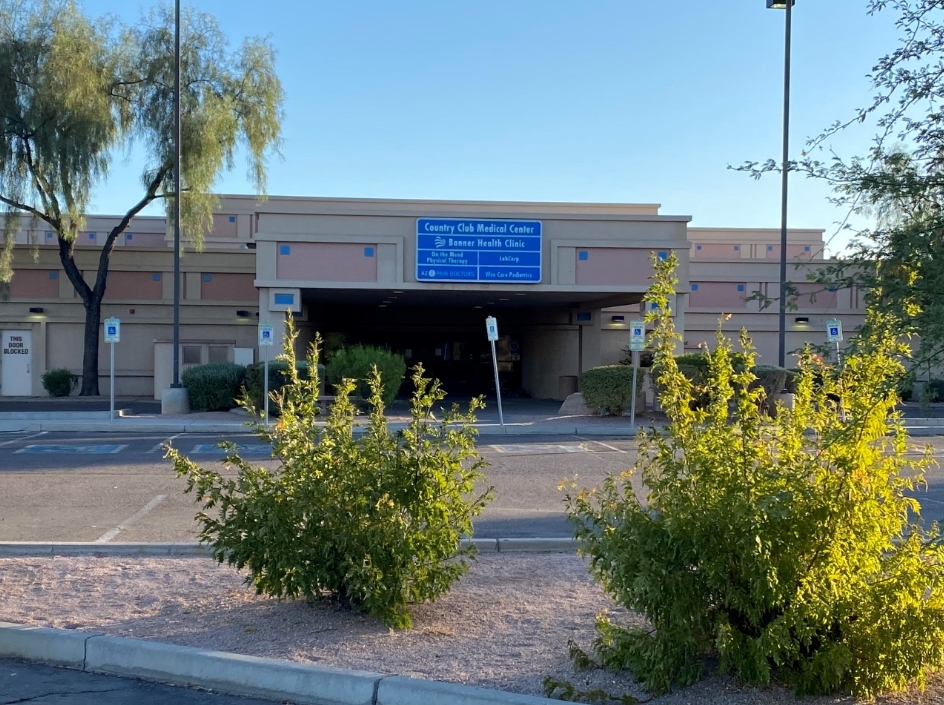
[364,247,374,257]
[152,273,161,281]
[733,245,740,251]
[737,284,745,292]
[45,231,53,238]
[88,232,96,239]
[274,293,294,306]
[203,274,211,282]
[767,245,774,251]
[696,245,702,250]
[578,251,588,261]
[279,245,291,256]
[804,246,811,251]
[576,312,591,322]
[691,283,699,291]
[228,216,236,223]
[657,251,668,260]
[126,233,133,241]
[48,271,57,280]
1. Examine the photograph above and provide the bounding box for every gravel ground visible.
[0,553,940,704]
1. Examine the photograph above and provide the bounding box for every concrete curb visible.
[0,622,561,705]
[0,538,579,558]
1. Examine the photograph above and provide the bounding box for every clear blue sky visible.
[81,0,899,252]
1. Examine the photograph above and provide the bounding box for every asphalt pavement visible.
[0,657,291,705]
[0,430,638,542]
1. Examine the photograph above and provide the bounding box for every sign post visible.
[103,318,120,423]
[258,323,274,426]
[826,318,843,365]
[485,316,504,429]
[629,320,646,430]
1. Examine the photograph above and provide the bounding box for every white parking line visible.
[146,433,183,454]
[0,431,47,448]
[94,495,167,543]
[589,441,628,454]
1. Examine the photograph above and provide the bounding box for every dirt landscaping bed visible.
[0,553,939,704]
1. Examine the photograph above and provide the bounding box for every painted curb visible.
[0,622,562,705]
[0,539,578,558]
[0,622,94,669]
[85,635,380,705]
[377,675,557,704]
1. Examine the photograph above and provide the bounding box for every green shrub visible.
[169,320,494,629]
[244,360,324,414]
[565,253,944,699]
[924,378,944,403]
[619,348,654,368]
[750,364,792,414]
[326,344,406,406]
[579,365,645,416]
[41,368,77,397]
[896,370,915,401]
[181,361,245,411]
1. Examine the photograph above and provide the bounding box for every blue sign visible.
[416,218,542,283]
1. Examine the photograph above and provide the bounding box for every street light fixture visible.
[767,0,793,368]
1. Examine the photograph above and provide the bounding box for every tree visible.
[738,1,944,369]
[0,0,283,395]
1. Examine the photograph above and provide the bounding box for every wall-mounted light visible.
[794,316,809,323]
[611,315,625,322]
[236,310,250,318]
[29,307,43,314]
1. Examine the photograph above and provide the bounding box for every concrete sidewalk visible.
[0,406,652,436]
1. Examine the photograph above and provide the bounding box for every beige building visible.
[0,196,863,400]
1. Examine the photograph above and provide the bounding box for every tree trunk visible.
[80,294,103,396]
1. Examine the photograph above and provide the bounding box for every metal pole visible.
[263,344,269,427]
[777,0,793,368]
[489,339,504,428]
[110,341,115,423]
[171,0,182,388]
[629,349,639,429]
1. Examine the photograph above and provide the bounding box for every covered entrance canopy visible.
[251,197,691,400]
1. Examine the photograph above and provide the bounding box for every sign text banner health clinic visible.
[416,218,542,283]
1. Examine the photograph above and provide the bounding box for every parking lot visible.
[1,430,943,544]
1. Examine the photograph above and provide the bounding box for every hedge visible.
[42,368,77,397]
[579,365,644,416]
[181,361,246,411]
[325,345,406,407]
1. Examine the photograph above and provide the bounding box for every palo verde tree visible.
[739,0,944,371]
[0,0,283,395]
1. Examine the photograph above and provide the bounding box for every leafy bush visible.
[579,365,645,416]
[924,378,944,403]
[565,253,944,698]
[180,361,245,411]
[244,360,324,414]
[169,320,494,629]
[896,371,915,401]
[326,344,406,406]
[42,368,77,397]
[619,348,654,368]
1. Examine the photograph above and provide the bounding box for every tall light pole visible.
[162,0,188,413]
[172,0,181,388]
[767,0,793,368]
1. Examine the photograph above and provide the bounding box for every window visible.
[182,346,201,365]
[279,245,291,256]
[274,293,294,306]
[208,345,229,362]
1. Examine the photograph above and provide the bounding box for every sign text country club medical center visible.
[416,219,542,283]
